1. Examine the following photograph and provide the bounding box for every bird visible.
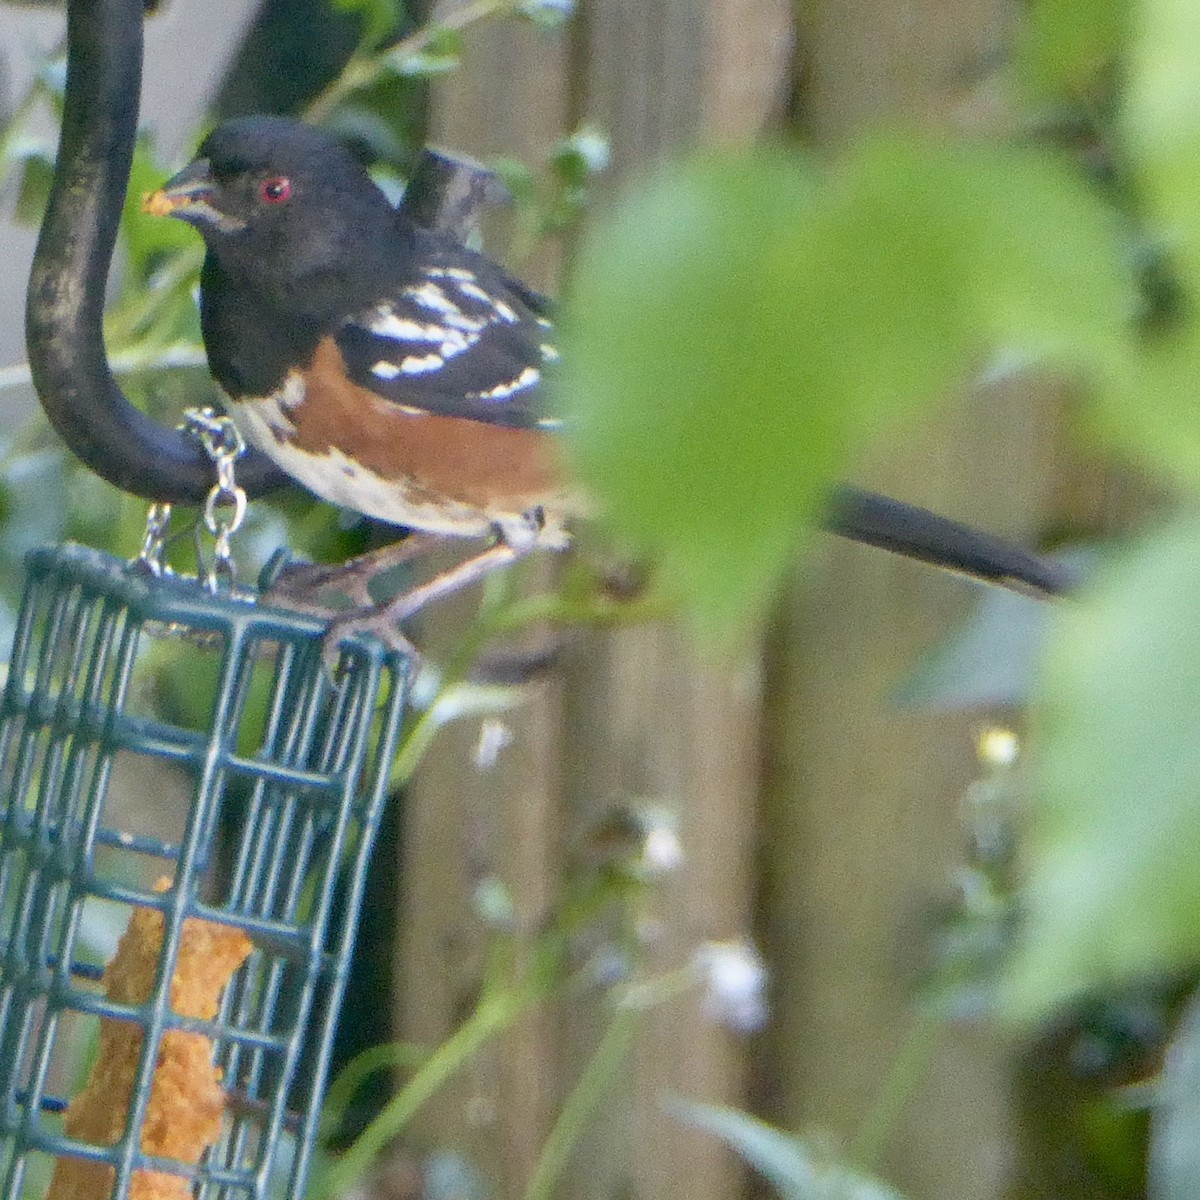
[143,114,583,645]
[143,115,1074,651]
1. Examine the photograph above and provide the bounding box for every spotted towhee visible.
[143,115,585,643]
[144,116,1071,648]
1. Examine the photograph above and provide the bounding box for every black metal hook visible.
[25,0,286,503]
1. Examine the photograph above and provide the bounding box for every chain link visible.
[133,408,248,591]
[136,502,173,577]
[187,407,248,591]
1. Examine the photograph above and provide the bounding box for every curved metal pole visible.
[25,0,285,502]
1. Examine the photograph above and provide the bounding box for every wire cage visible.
[0,542,410,1199]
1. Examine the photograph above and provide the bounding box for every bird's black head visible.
[144,116,404,318]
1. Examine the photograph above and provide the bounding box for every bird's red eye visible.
[259,176,292,204]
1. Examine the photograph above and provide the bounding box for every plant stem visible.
[314,984,535,1200]
[847,1006,944,1170]
[304,0,519,124]
[522,1003,639,1200]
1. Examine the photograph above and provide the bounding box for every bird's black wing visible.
[334,242,561,432]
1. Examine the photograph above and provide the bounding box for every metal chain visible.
[134,408,248,590]
[136,502,173,577]
[185,407,248,592]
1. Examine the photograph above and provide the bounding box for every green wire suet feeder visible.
[0,545,409,1199]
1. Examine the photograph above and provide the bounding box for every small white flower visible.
[561,127,610,174]
[474,718,514,771]
[472,877,515,927]
[642,824,684,875]
[693,939,768,1034]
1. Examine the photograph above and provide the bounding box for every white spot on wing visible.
[473,365,540,402]
[372,360,402,380]
[400,353,445,375]
[405,282,462,319]
[457,281,492,304]
[369,309,448,343]
[539,343,559,362]
[362,306,479,359]
[440,333,480,358]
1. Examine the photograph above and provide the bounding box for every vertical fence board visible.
[395,5,791,1199]
[395,19,572,1197]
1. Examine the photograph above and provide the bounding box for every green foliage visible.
[1019,0,1132,97]
[561,135,1132,639]
[988,0,1200,1027]
[13,148,54,225]
[493,124,610,258]
[669,1101,908,1200]
[390,24,463,77]
[1008,514,1200,1015]
[1123,0,1200,280]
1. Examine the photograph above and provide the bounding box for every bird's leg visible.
[265,531,446,613]
[320,511,556,666]
[321,539,530,666]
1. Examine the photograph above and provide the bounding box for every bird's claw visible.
[320,607,420,681]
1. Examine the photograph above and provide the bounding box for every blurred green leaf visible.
[561,136,1132,641]
[1124,0,1200,281]
[390,25,462,77]
[896,547,1096,710]
[1008,513,1200,1018]
[560,150,820,639]
[1019,0,1131,97]
[669,1100,908,1200]
[516,0,575,31]
[1092,329,1200,488]
[894,584,1052,710]
[13,149,54,225]
[1104,0,1200,487]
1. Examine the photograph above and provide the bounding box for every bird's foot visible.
[321,605,421,678]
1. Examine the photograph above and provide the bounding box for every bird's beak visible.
[141,158,215,217]
[141,159,246,232]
